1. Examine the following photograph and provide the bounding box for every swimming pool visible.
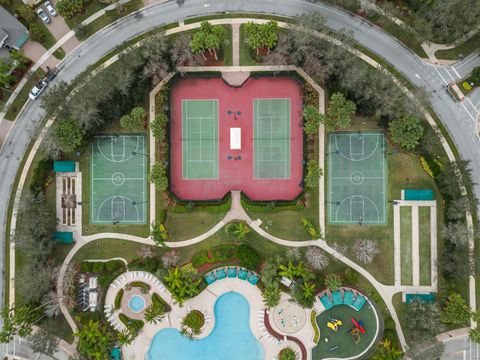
[146,292,264,360]
[128,295,145,313]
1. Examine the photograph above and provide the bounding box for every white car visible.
[29,79,48,100]
[44,1,57,16]
[36,8,50,24]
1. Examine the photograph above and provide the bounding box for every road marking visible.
[433,67,449,85]
[415,73,421,79]
[452,66,461,79]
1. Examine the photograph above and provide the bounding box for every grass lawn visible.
[39,316,74,343]
[65,1,110,29]
[239,24,257,66]
[419,206,431,286]
[75,0,144,41]
[436,32,480,60]
[4,68,45,121]
[221,25,233,66]
[400,206,412,286]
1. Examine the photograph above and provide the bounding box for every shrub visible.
[181,310,204,339]
[92,262,105,273]
[129,281,151,293]
[419,156,434,178]
[388,116,424,150]
[236,245,260,269]
[120,107,146,131]
[29,157,53,196]
[384,316,396,330]
[344,268,359,285]
[29,23,46,43]
[119,314,144,334]
[144,258,158,272]
[114,289,124,309]
[191,250,211,268]
[106,260,123,272]
[148,163,168,191]
[301,218,320,239]
[462,81,473,91]
[279,347,298,360]
[56,0,85,18]
[80,261,92,273]
[304,160,322,189]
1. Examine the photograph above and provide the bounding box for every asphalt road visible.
[442,335,480,360]
[0,0,479,355]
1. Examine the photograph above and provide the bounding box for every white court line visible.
[94,178,145,180]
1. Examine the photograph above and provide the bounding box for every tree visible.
[301,218,320,239]
[150,221,168,246]
[41,291,61,318]
[164,266,202,305]
[325,92,356,130]
[352,239,379,264]
[469,327,480,343]
[236,244,260,269]
[406,299,445,336]
[151,113,168,139]
[162,250,180,268]
[262,286,281,308]
[324,274,342,291]
[260,260,280,289]
[117,329,135,346]
[17,5,36,22]
[29,23,46,43]
[29,327,59,356]
[244,21,279,55]
[56,0,85,18]
[171,34,200,66]
[189,21,224,60]
[294,281,316,308]
[75,320,113,359]
[471,67,480,86]
[148,163,168,191]
[225,221,251,239]
[304,160,322,189]
[53,118,85,153]
[441,292,471,324]
[441,222,469,246]
[0,59,16,88]
[144,301,166,325]
[0,305,42,342]
[303,105,324,135]
[120,107,146,131]
[305,246,329,270]
[285,248,301,262]
[388,116,424,150]
[446,197,469,221]
[16,260,52,306]
[10,50,29,71]
[278,261,308,280]
[41,81,70,115]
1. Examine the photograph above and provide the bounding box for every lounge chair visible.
[204,272,217,285]
[216,268,227,280]
[110,284,117,289]
[319,294,334,310]
[238,268,248,280]
[343,290,355,306]
[352,294,367,311]
[332,291,343,305]
[247,273,259,286]
[227,267,237,278]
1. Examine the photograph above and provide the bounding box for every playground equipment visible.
[349,328,361,344]
[351,318,365,334]
[327,317,343,332]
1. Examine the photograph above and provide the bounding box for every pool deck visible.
[113,276,316,359]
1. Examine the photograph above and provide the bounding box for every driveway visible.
[21,40,59,71]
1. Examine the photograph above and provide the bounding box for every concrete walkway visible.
[232,23,240,66]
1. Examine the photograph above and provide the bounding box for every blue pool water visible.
[128,295,145,313]
[146,292,264,360]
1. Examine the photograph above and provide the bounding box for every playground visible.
[169,75,303,201]
[327,132,387,224]
[312,300,380,359]
[90,135,147,224]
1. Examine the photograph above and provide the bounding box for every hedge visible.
[130,281,151,292]
[92,262,105,273]
[114,289,124,309]
[119,313,144,334]
[236,244,260,269]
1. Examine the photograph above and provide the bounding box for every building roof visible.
[0,6,29,50]
[54,160,76,172]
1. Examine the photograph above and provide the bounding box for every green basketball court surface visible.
[328,132,386,224]
[90,135,147,224]
[182,99,219,179]
[253,98,291,179]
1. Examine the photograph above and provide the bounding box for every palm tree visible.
[278,261,297,280]
[151,221,168,246]
[226,221,251,239]
[262,287,281,309]
[324,274,342,291]
[301,281,315,301]
[372,339,403,360]
[117,329,135,346]
[144,301,166,325]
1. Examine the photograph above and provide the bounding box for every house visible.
[0,6,29,59]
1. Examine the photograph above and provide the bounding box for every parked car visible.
[36,8,50,24]
[29,79,48,100]
[44,1,57,16]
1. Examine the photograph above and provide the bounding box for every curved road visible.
[0,0,479,353]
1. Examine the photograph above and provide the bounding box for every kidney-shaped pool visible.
[146,292,264,360]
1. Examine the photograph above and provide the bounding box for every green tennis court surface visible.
[182,99,219,179]
[328,132,386,224]
[253,98,291,179]
[91,135,147,224]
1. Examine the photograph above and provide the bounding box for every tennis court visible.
[90,135,147,224]
[253,98,291,179]
[182,99,219,179]
[328,132,386,224]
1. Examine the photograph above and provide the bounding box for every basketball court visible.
[327,132,386,224]
[90,135,147,224]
